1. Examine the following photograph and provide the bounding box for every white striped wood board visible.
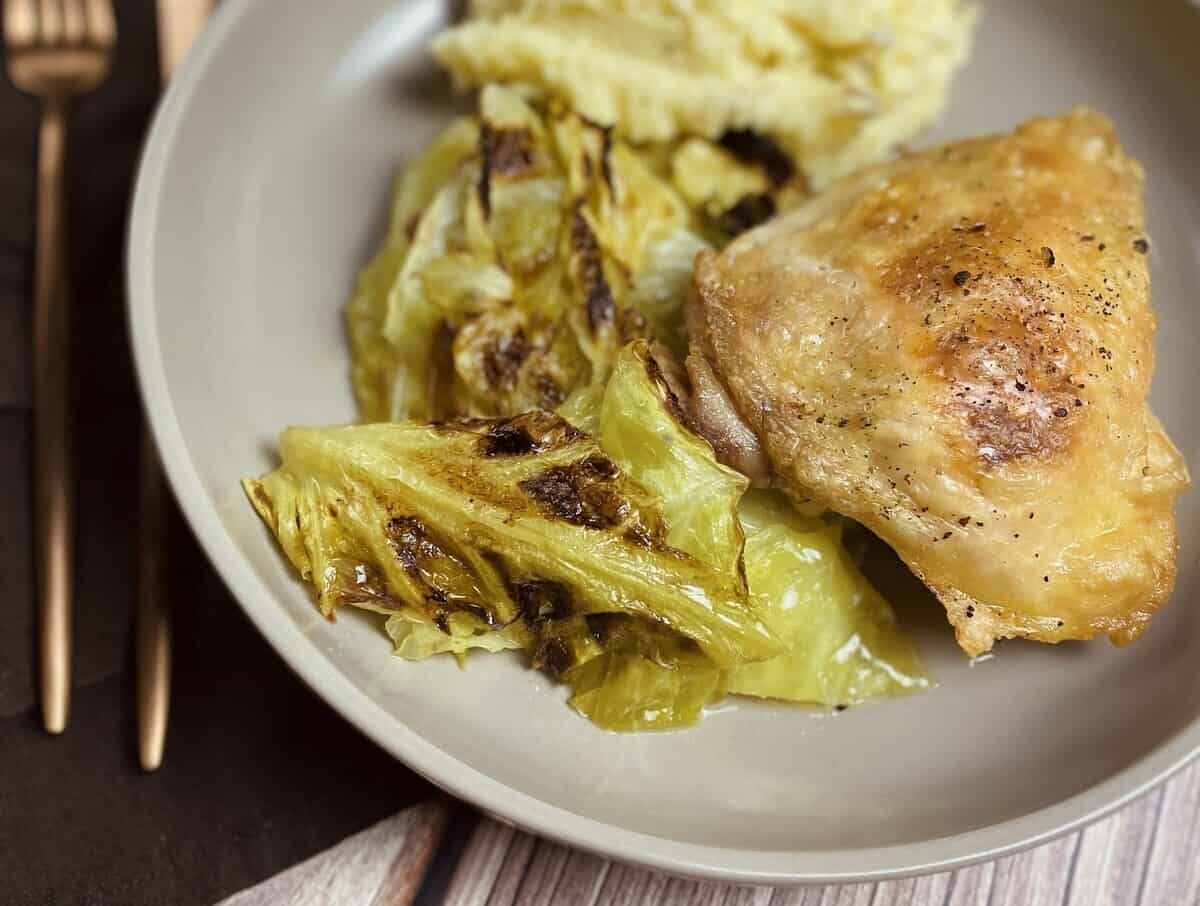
[219,757,1200,906]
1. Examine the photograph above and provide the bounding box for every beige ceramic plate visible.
[129,0,1200,883]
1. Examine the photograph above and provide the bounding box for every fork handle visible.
[34,98,72,735]
[136,429,171,770]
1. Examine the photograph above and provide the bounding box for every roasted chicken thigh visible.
[688,110,1189,656]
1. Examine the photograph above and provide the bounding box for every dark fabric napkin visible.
[0,3,432,904]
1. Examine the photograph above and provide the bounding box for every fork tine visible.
[60,0,84,44]
[36,0,62,43]
[4,0,38,46]
[80,0,113,47]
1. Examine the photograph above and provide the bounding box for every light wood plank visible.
[594,859,673,905]
[768,885,822,905]
[441,818,521,905]
[985,832,1077,906]
[217,802,443,906]
[551,849,613,905]
[478,827,538,905]
[476,838,611,905]
[764,883,808,905]
[509,838,573,904]
[868,873,953,906]
[658,876,740,906]
[723,886,776,906]
[372,799,453,906]
[1137,767,1200,905]
[943,860,996,906]
[764,883,871,906]
[816,884,878,906]
[1064,785,1163,906]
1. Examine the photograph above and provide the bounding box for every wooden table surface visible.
[219,756,1200,906]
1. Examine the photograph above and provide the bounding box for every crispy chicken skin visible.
[687,110,1190,656]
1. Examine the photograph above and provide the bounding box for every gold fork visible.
[4,0,116,734]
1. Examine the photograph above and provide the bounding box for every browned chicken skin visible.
[687,109,1190,656]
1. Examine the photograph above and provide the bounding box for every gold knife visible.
[138,0,213,773]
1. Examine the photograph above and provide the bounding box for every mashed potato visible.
[433,0,977,190]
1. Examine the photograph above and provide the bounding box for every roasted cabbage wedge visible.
[347,117,482,423]
[346,84,710,423]
[534,340,749,730]
[593,343,928,712]
[385,609,529,665]
[664,137,811,244]
[242,411,779,669]
[245,339,928,730]
[728,491,930,705]
[599,341,747,575]
[554,614,725,731]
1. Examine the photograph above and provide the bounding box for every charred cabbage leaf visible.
[242,411,778,668]
[522,342,748,731]
[347,118,482,422]
[555,614,725,732]
[727,490,931,705]
[599,341,747,575]
[246,337,927,729]
[385,609,528,665]
[346,84,708,423]
[592,343,928,712]
[666,137,809,244]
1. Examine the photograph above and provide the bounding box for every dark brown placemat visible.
[0,2,432,903]
[0,27,32,409]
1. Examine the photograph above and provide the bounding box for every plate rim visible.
[126,0,1200,884]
